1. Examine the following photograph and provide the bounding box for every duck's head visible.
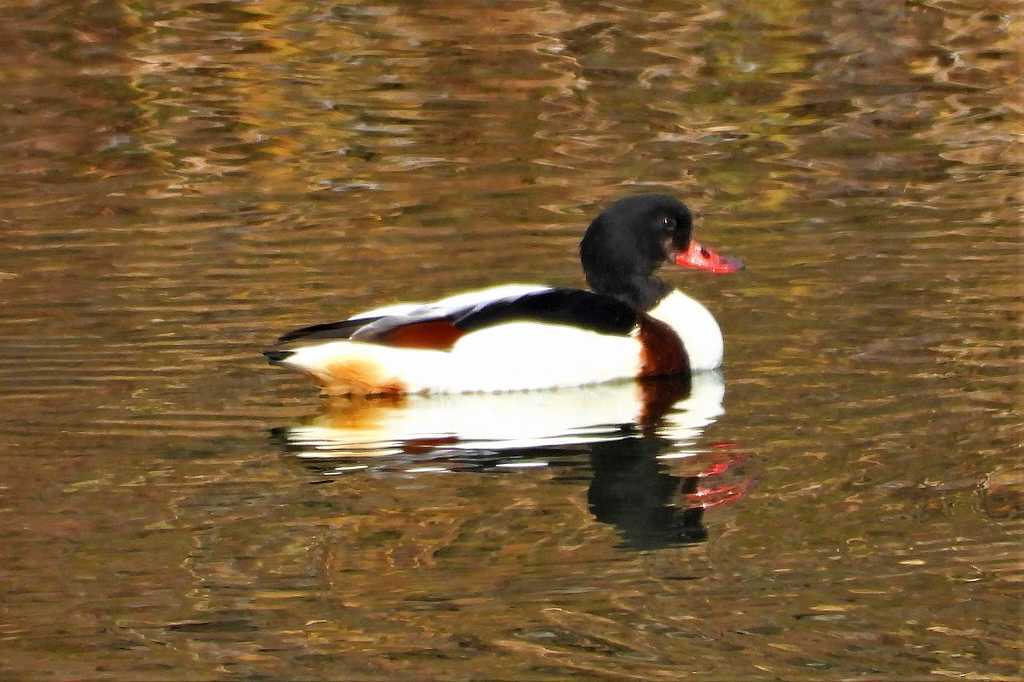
[580,194,742,310]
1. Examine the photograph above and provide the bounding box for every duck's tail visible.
[263,340,447,395]
[263,349,295,366]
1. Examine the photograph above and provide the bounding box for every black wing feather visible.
[273,288,638,349]
[352,288,637,343]
[455,289,637,336]
[276,316,382,344]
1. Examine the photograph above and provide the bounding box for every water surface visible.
[0,0,1020,679]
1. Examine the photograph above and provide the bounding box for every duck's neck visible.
[580,225,669,311]
[590,274,670,312]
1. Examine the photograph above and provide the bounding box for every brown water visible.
[1,0,1021,679]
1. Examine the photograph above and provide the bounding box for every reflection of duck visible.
[586,430,747,550]
[273,372,747,549]
[279,371,724,458]
[589,437,711,549]
[265,194,742,395]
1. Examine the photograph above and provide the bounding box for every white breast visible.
[647,290,724,371]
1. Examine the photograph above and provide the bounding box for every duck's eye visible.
[660,216,676,229]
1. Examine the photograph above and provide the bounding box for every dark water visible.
[1,0,1021,679]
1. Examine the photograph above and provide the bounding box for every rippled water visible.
[1,0,1021,679]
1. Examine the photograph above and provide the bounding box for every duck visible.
[264,194,743,395]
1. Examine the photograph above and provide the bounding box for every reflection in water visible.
[274,372,748,548]
[587,436,746,550]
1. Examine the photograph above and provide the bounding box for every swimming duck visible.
[265,194,742,395]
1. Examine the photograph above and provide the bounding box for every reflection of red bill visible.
[696,450,745,477]
[679,448,752,510]
[683,481,751,510]
[675,241,744,274]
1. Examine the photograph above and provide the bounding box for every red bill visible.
[675,241,744,274]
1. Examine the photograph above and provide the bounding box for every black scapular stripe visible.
[454,288,637,336]
[274,288,638,349]
[276,316,382,344]
[263,349,294,365]
[348,288,638,346]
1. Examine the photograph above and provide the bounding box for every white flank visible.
[648,290,724,371]
[281,320,641,394]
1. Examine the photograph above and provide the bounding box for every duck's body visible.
[266,195,741,396]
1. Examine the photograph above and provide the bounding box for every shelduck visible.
[265,194,743,395]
